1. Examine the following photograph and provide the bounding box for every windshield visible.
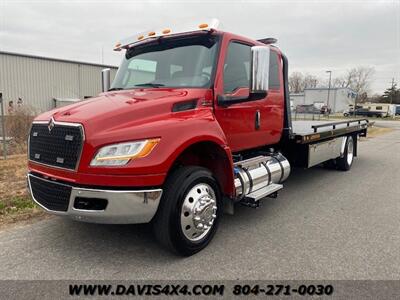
[111,34,220,90]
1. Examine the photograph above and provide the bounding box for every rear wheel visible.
[336,136,354,171]
[152,166,222,256]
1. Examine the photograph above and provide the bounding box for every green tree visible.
[380,84,400,104]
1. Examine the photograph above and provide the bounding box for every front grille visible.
[29,122,83,170]
[29,175,71,212]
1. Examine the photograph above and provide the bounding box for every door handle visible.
[255,110,261,130]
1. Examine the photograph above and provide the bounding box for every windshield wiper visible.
[134,83,165,88]
[108,87,124,91]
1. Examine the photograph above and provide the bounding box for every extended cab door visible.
[214,39,284,152]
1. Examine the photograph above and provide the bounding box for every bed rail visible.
[311,119,369,133]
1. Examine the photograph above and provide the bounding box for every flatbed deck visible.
[291,119,369,144]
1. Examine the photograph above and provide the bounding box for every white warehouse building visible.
[290,87,357,113]
[0,51,118,115]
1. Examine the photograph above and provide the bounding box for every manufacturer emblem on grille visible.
[48,117,55,133]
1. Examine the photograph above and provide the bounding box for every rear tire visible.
[152,166,222,256]
[336,136,354,171]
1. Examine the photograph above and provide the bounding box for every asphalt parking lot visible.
[0,121,399,280]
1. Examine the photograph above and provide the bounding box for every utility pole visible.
[354,92,357,118]
[390,78,395,119]
[326,70,332,117]
[390,78,395,104]
[0,92,6,160]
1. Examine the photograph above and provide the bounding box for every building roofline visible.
[0,51,118,69]
[304,87,357,93]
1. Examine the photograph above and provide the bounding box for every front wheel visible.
[152,166,222,256]
[336,136,354,171]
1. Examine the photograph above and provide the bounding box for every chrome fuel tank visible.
[234,153,290,199]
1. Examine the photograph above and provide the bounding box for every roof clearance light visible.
[138,35,144,40]
[162,29,171,34]
[148,31,156,36]
[198,23,208,29]
[114,42,122,51]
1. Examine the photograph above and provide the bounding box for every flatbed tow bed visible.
[291,119,369,144]
[282,119,369,169]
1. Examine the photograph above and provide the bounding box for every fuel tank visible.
[234,153,290,200]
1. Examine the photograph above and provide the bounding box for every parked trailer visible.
[345,103,396,117]
[27,20,368,255]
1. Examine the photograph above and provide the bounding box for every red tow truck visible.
[27,20,368,255]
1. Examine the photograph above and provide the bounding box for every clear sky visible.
[1,0,399,94]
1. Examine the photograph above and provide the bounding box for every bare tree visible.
[290,67,373,99]
[332,66,374,96]
[289,72,320,93]
[303,74,319,89]
[289,72,304,93]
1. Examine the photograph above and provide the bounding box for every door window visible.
[269,51,281,89]
[223,42,251,93]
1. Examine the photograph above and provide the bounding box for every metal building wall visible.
[304,88,356,113]
[0,52,117,114]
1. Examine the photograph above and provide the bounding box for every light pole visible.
[0,92,6,160]
[326,70,332,117]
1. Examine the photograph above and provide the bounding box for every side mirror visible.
[218,45,270,107]
[250,45,270,94]
[101,68,111,92]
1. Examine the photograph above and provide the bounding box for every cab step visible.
[240,183,283,208]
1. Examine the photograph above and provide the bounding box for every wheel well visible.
[168,141,234,196]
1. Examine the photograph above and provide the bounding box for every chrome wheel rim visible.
[180,183,217,242]
[347,137,354,165]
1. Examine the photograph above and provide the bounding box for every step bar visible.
[240,183,283,208]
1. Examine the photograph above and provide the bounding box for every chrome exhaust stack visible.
[234,153,290,202]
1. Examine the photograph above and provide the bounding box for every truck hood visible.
[36,88,213,138]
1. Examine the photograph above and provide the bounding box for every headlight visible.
[90,138,160,166]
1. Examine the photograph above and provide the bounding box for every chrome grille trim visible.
[28,120,85,172]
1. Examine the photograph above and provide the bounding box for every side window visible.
[269,51,281,90]
[223,42,251,93]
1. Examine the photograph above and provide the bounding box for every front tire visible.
[152,166,222,256]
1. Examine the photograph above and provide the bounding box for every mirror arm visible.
[217,91,267,107]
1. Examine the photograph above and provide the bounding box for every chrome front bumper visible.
[27,174,163,224]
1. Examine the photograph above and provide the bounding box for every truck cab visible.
[27,20,368,256]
